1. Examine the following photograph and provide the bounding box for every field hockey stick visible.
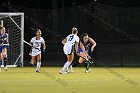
[23,40,41,51]
[76,52,93,64]
[81,56,93,64]
[23,39,32,46]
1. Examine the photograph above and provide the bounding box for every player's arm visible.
[30,38,34,47]
[75,36,80,56]
[75,41,79,54]
[80,41,89,57]
[62,38,66,45]
[41,38,46,52]
[42,42,46,52]
[89,37,96,52]
[80,41,86,52]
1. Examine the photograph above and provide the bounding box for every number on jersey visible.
[68,35,74,41]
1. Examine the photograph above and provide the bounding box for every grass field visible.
[0,67,140,93]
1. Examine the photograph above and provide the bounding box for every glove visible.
[76,52,80,57]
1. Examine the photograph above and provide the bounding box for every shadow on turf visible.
[0,67,68,86]
[1,65,138,87]
[101,63,138,86]
[41,71,68,86]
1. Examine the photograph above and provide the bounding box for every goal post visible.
[0,13,24,67]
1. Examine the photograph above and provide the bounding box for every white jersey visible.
[65,34,79,46]
[63,34,79,55]
[30,37,45,53]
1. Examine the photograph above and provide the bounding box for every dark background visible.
[0,0,140,66]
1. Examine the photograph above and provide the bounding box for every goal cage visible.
[0,13,24,67]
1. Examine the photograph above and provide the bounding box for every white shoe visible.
[4,66,8,71]
[70,65,74,72]
[59,70,68,74]
[66,67,69,73]
[85,69,91,73]
[36,70,40,73]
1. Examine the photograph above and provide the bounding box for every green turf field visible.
[0,67,140,93]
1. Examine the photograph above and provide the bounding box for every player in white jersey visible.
[30,29,46,73]
[59,27,79,74]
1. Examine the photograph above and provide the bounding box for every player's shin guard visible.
[0,60,2,66]
[4,57,7,67]
[84,61,90,70]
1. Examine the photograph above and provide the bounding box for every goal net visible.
[0,13,24,67]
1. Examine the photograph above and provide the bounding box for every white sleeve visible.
[30,38,34,43]
[75,36,79,43]
[66,35,69,41]
[6,33,8,37]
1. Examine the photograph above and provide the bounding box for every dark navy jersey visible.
[82,41,90,50]
[79,40,90,50]
[0,33,7,44]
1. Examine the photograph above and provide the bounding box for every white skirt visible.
[31,50,41,56]
[63,44,74,55]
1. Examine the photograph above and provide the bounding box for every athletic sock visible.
[4,57,7,67]
[85,61,90,70]
[39,62,41,70]
[66,61,71,72]
[36,62,41,70]
[62,62,67,71]
[62,61,71,72]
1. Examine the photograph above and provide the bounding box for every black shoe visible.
[36,70,40,73]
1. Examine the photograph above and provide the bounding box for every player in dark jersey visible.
[0,26,9,71]
[70,33,96,73]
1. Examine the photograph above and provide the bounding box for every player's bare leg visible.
[2,48,8,71]
[60,54,74,74]
[67,54,74,72]
[70,52,85,70]
[70,56,85,72]
[31,56,37,64]
[31,56,38,72]
[70,52,91,73]
[29,50,34,65]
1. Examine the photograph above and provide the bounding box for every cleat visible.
[5,69,8,71]
[59,70,68,74]
[5,67,8,71]
[85,69,91,73]
[36,70,40,73]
